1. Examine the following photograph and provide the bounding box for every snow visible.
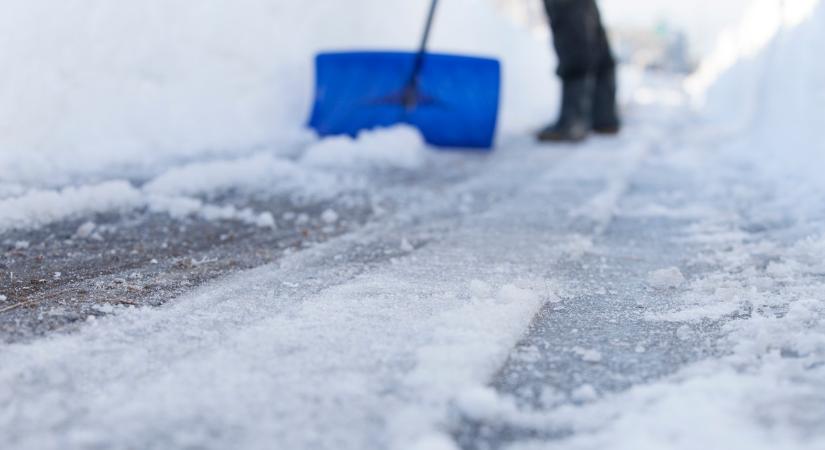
[0,0,554,188]
[400,238,415,253]
[646,267,686,289]
[0,197,550,448]
[0,182,144,232]
[143,152,335,198]
[572,347,603,363]
[570,384,599,402]
[302,127,429,170]
[3,0,825,448]
[74,221,97,239]
[320,209,339,225]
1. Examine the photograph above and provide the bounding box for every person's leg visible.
[538,0,618,142]
[544,0,600,80]
[591,5,621,133]
[538,0,598,142]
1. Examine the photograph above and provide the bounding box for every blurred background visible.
[495,0,756,73]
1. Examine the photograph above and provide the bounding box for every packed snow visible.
[2,0,825,449]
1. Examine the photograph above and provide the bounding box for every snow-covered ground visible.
[2,0,825,449]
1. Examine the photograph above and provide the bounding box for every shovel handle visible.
[403,0,439,109]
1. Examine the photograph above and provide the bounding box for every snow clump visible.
[302,126,428,170]
[647,267,686,289]
[320,209,339,224]
[469,280,494,299]
[572,347,603,363]
[571,384,599,402]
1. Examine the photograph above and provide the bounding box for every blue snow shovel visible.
[307,0,501,150]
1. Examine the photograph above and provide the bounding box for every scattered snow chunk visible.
[53,272,61,280]
[571,384,599,402]
[0,294,7,302]
[635,345,647,353]
[558,234,594,259]
[14,241,29,250]
[150,259,158,265]
[93,304,115,314]
[256,212,276,229]
[321,209,339,224]
[469,280,493,299]
[148,196,202,219]
[676,324,695,341]
[400,238,414,252]
[295,213,310,225]
[647,267,686,289]
[75,221,97,239]
[572,347,603,363]
[46,307,65,317]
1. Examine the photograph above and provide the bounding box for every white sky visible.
[598,0,757,56]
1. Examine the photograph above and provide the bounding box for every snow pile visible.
[301,126,429,170]
[0,0,554,186]
[688,0,821,129]
[143,152,335,197]
[0,151,331,232]
[0,181,144,231]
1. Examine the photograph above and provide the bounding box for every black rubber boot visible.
[592,69,620,134]
[537,77,594,143]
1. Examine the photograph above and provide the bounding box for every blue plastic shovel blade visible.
[308,52,501,150]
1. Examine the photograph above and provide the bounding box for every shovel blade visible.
[308,51,501,150]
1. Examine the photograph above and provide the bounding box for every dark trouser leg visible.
[592,18,620,132]
[538,0,619,141]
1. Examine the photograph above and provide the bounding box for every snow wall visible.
[0,0,555,186]
[688,0,825,216]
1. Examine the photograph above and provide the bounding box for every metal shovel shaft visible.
[403,0,440,110]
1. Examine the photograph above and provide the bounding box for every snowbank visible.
[0,0,554,186]
[0,151,336,232]
[687,0,821,128]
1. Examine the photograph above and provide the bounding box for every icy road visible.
[3,4,825,450]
